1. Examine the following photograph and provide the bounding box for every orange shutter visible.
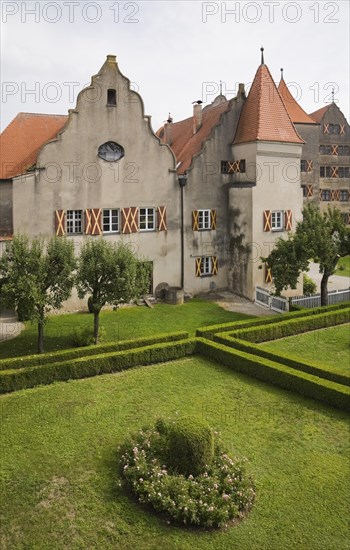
[284,210,292,230]
[195,258,202,277]
[157,206,167,231]
[122,207,138,234]
[55,210,65,236]
[331,145,338,156]
[331,167,338,178]
[263,210,272,232]
[265,266,273,283]
[306,160,313,172]
[330,190,336,201]
[91,208,102,235]
[192,210,199,231]
[211,256,218,275]
[340,124,345,135]
[323,123,329,134]
[307,185,313,197]
[85,209,92,235]
[210,210,217,230]
[335,190,340,201]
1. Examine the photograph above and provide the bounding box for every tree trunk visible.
[93,310,100,344]
[320,273,329,306]
[38,315,45,354]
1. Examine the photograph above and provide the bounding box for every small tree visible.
[263,204,350,305]
[0,235,76,353]
[76,239,150,344]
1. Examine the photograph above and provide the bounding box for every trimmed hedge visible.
[166,416,215,477]
[213,334,350,387]
[0,339,196,394]
[229,309,350,343]
[196,338,350,412]
[0,331,189,371]
[196,302,350,340]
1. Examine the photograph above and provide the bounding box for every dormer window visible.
[107,89,116,105]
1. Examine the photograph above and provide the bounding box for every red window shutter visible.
[55,210,65,236]
[91,208,102,235]
[307,185,313,197]
[157,206,167,231]
[323,123,329,134]
[211,256,218,275]
[122,207,138,234]
[192,210,199,231]
[210,210,217,230]
[130,207,138,233]
[331,190,336,201]
[263,210,272,232]
[331,167,338,178]
[265,266,273,283]
[85,209,92,235]
[284,210,292,231]
[122,208,131,234]
[335,190,340,201]
[332,145,338,156]
[307,160,313,172]
[195,258,202,277]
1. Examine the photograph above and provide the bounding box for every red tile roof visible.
[157,97,232,174]
[278,78,317,124]
[233,64,304,144]
[0,113,68,179]
[309,104,332,123]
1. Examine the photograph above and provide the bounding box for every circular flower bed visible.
[119,418,255,528]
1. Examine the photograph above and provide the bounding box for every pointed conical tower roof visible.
[278,70,316,124]
[234,51,304,144]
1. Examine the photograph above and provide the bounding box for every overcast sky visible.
[1,0,349,133]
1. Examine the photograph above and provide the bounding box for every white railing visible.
[290,288,350,308]
[255,287,289,313]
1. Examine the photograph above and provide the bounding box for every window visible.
[201,256,212,276]
[302,186,308,198]
[300,160,307,172]
[340,190,349,202]
[319,144,332,155]
[103,208,119,233]
[321,189,331,201]
[221,160,246,174]
[66,210,82,234]
[271,211,284,231]
[198,209,211,230]
[98,141,124,162]
[107,89,116,105]
[139,207,155,231]
[320,166,332,178]
[338,167,349,178]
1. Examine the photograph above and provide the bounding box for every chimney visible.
[193,101,203,134]
[238,83,245,97]
[164,113,173,145]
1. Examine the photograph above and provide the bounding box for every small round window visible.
[98,141,124,162]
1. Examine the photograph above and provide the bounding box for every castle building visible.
[1,52,348,308]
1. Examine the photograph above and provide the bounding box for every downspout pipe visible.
[178,174,188,290]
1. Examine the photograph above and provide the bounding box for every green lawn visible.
[335,255,350,277]
[0,299,252,359]
[1,356,349,550]
[260,324,350,377]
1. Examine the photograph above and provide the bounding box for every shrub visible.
[303,274,317,296]
[166,416,214,477]
[0,339,196,394]
[196,338,350,412]
[0,331,189,371]
[73,326,106,347]
[120,421,255,528]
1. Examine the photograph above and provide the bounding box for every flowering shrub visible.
[119,420,255,528]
